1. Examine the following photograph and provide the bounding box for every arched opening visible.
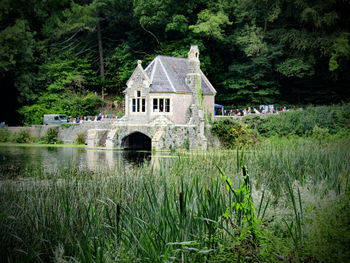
[121,132,152,151]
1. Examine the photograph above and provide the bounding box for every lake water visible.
[0,145,170,178]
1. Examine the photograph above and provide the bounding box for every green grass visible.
[0,137,350,262]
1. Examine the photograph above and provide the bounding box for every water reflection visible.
[121,151,152,165]
[85,149,152,170]
[0,146,160,177]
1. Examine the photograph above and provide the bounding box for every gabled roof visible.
[144,56,216,95]
[126,60,151,87]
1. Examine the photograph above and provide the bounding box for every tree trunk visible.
[96,17,105,100]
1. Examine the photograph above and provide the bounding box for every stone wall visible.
[57,120,114,143]
[159,125,205,150]
[203,95,215,121]
[5,119,115,144]
[7,125,54,138]
[4,119,221,150]
[87,122,211,151]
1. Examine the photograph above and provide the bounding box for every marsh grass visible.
[0,137,350,262]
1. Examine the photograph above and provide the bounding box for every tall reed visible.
[1,137,349,262]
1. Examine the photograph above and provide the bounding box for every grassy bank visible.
[1,137,349,262]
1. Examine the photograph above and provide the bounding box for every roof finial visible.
[137,60,142,65]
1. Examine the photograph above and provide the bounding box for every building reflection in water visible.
[86,149,152,171]
[0,146,171,176]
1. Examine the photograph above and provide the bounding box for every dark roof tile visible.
[144,55,215,95]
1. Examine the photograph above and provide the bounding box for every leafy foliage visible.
[12,130,33,143]
[189,10,232,39]
[38,127,60,144]
[18,93,101,125]
[212,118,257,148]
[1,0,350,125]
[0,129,11,142]
[227,104,350,138]
[75,133,85,145]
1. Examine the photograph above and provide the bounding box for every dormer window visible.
[132,90,146,113]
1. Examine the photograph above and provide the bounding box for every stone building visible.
[87,45,217,150]
[124,45,216,124]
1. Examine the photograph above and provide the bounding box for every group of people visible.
[67,113,119,123]
[215,105,292,116]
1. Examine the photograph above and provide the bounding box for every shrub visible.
[18,104,47,126]
[0,128,10,142]
[242,104,350,137]
[335,104,350,130]
[46,127,58,144]
[60,123,75,129]
[75,133,85,145]
[12,129,32,143]
[67,93,102,117]
[38,127,60,144]
[311,125,329,141]
[212,118,258,148]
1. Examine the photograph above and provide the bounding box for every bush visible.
[38,127,61,144]
[311,125,329,141]
[75,133,85,145]
[212,118,258,148]
[67,93,102,117]
[12,129,33,143]
[46,127,58,144]
[60,123,75,129]
[18,104,47,126]
[0,129,10,142]
[242,104,350,137]
[335,104,350,130]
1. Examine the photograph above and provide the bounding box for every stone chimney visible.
[188,45,200,73]
[187,45,201,105]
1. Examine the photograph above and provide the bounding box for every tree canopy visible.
[1,0,349,125]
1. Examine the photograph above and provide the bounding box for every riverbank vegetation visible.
[1,136,349,262]
[0,127,64,145]
[212,103,350,148]
[1,0,350,125]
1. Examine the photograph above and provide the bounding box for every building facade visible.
[87,46,217,150]
[123,45,216,125]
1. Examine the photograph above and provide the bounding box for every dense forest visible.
[1,0,350,125]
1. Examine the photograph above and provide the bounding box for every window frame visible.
[131,90,146,114]
[152,97,171,113]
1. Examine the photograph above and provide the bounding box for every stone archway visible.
[121,132,152,151]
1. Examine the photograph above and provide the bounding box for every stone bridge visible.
[87,117,208,151]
